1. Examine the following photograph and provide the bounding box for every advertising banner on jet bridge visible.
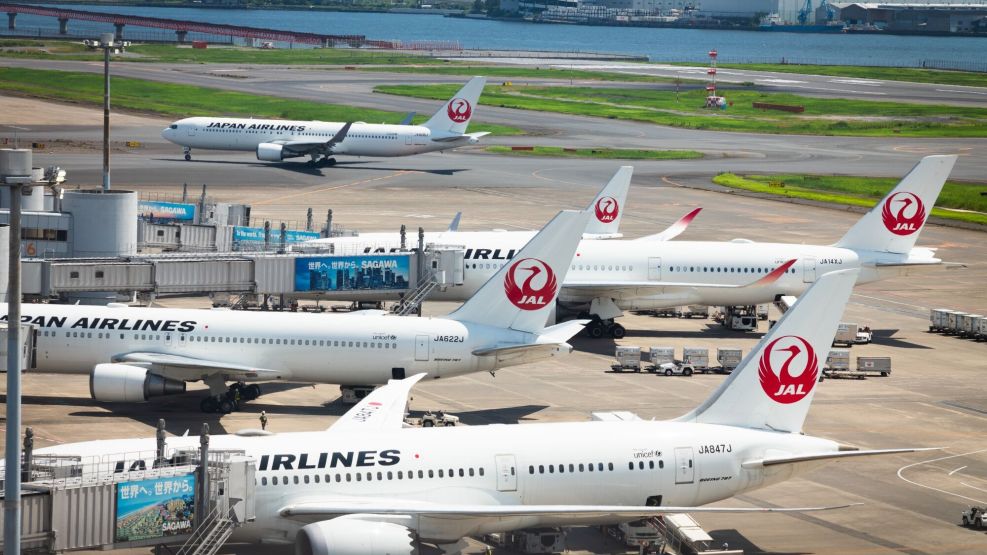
[114,473,196,543]
[233,226,321,244]
[138,200,196,222]
[295,255,412,292]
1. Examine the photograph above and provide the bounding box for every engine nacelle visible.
[257,142,287,161]
[89,363,186,403]
[295,518,417,555]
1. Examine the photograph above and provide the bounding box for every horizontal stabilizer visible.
[742,447,940,469]
[328,374,426,433]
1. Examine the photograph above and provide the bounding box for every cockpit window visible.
[169,124,178,129]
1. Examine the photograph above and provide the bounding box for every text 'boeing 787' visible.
[161,77,487,167]
[21,268,936,554]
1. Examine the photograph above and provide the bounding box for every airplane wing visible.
[742,447,939,468]
[280,499,859,520]
[472,344,571,367]
[269,122,353,157]
[326,374,426,433]
[564,259,797,297]
[111,352,286,381]
[400,112,416,126]
[447,212,462,232]
[633,207,702,242]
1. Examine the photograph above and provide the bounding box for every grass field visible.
[377,83,987,138]
[0,67,521,136]
[691,62,987,89]
[486,145,702,160]
[712,173,987,226]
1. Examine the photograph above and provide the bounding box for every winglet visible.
[328,122,353,148]
[634,207,702,242]
[749,259,797,287]
[447,211,462,232]
[400,112,416,126]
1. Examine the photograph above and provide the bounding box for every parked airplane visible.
[0,209,589,413]
[302,155,957,338]
[23,269,932,554]
[161,77,488,166]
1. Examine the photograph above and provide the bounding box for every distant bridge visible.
[0,2,395,47]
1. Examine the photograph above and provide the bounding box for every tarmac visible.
[1,67,987,553]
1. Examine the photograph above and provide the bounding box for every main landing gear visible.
[199,382,262,414]
[583,316,626,339]
[183,146,192,161]
[307,155,337,167]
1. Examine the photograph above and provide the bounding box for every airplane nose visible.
[161,128,171,140]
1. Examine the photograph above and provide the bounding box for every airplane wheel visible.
[200,397,219,413]
[325,157,337,166]
[218,398,235,414]
[610,324,626,339]
[588,323,605,338]
[244,384,261,401]
[184,153,191,161]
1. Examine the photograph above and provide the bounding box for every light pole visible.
[93,33,129,192]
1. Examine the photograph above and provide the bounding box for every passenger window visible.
[578,464,584,472]
[649,461,655,469]
[304,475,309,484]
[294,476,299,484]
[262,477,268,485]
[272,477,278,485]
[480,468,485,476]
[468,468,474,477]
[428,470,434,478]
[418,470,424,478]
[539,465,544,474]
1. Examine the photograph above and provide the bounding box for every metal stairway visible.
[391,275,439,316]
[176,506,235,555]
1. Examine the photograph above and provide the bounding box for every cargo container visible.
[958,314,984,338]
[929,308,955,332]
[716,348,743,373]
[974,316,987,340]
[612,346,642,372]
[857,356,891,377]
[647,347,675,372]
[947,311,969,335]
[682,347,710,372]
[825,350,851,371]
[833,322,858,347]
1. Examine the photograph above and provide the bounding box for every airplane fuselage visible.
[303,233,886,309]
[0,303,549,384]
[32,420,839,544]
[162,117,473,157]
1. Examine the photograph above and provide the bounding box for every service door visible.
[495,454,518,492]
[415,334,430,361]
[674,447,695,484]
[803,258,817,283]
[648,257,662,281]
[405,134,413,146]
[187,124,196,137]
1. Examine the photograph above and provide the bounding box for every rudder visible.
[422,76,486,135]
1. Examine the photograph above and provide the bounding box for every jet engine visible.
[295,518,417,555]
[257,142,290,161]
[89,363,186,403]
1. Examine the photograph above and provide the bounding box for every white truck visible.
[420,410,459,427]
[600,519,662,549]
[612,346,643,372]
[962,507,987,529]
[655,361,695,377]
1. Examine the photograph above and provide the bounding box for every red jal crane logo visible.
[504,258,557,310]
[881,192,926,236]
[758,335,818,404]
[594,196,620,223]
[447,98,472,123]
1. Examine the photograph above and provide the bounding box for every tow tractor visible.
[962,506,987,528]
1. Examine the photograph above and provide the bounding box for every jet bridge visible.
[0,437,255,554]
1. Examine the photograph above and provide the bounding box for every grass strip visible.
[486,145,702,160]
[0,66,521,136]
[712,172,987,226]
[679,62,987,89]
[377,83,987,138]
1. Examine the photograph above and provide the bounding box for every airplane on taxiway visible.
[0,208,589,414]
[302,155,958,338]
[22,268,934,554]
[161,77,487,166]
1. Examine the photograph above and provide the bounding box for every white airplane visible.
[303,155,957,338]
[22,269,933,554]
[299,166,700,252]
[0,209,590,414]
[161,77,488,166]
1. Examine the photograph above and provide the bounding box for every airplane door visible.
[404,134,413,146]
[803,258,817,283]
[648,257,662,280]
[415,334,430,361]
[674,447,695,484]
[186,124,195,137]
[495,454,517,492]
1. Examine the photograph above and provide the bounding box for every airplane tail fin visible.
[422,76,486,135]
[677,268,858,433]
[448,209,590,334]
[583,166,632,238]
[835,155,956,255]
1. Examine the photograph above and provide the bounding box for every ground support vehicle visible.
[420,411,459,427]
[683,347,711,373]
[962,507,987,528]
[757,304,769,320]
[612,346,643,372]
[715,306,758,331]
[500,528,566,554]
[716,348,743,374]
[678,305,708,319]
[857,356,891,377]
[600,519,663,551]
[655,362,695,377]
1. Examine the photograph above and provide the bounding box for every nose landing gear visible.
[183,146,192,161]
